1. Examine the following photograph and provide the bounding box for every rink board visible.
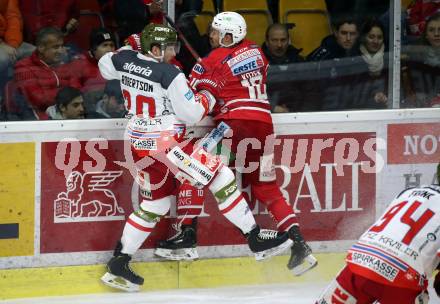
[0,109,439,299]
[0,253,344,299]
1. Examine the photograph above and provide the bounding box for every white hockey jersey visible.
[347,185,440,290]
[98,49,206,125]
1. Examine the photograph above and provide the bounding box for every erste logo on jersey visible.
[230,55,264,76]
[227,49,264,76]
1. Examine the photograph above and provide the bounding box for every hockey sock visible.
[121,196,172,255]
[209,167,256,234]
[121,211,157,255]
[266,200,298,232]
[252,182,298,232]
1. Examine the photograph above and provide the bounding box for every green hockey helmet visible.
[140,23,179,55]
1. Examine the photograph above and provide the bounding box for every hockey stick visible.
[164,14,202,63]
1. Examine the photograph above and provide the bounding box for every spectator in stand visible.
[114,0,164,43]
[262,23,304,113]
[307,17,364,110]
[175,0,202,20]
[406,0,440,40]
[354,18,388,109]
[46,86,84,119]
[308,17,360,61]
[402,12,440,108]
[19,0,80,44]
[46,86,104,119]
[14,27,80,119]
[120,0,204,75]
[0,0,35,99]
[263,24,303,65]
[70,27,116,110]
[95,80,126,118]
[196,22,220,58]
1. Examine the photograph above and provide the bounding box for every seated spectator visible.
[194,22,219,59]
[354,18,388,109]
[1,80,38,121]
[307,16,365,110]
[95,80,126,118]
[70,27,116,108]
[206,23,220,50]
[14,27,81,119]
[262,23,303,65]
[308,17,360,61]
[402,12,440,108]
[114,0,163,43]
[262,23,306,113]
[46,86,104,119]
[406,0,440,39]
[0,0,35,98]
[175,0,202,20]
[19,0,80,44]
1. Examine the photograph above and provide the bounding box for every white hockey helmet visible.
[212,12,247,47]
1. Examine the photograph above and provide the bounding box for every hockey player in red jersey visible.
[156,12,317,275]
[98,23,292,292]
[316,163,440,304]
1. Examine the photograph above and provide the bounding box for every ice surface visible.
[1,282,440,304]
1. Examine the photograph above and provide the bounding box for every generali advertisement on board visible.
[39,131,377,254]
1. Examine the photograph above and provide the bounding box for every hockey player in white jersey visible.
[316,163,440,304]
[98,23,292,292]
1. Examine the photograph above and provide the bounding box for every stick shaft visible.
[164,14,202,63]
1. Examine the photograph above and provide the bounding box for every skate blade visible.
[101,272,140,292]
[254,239,293,261]
[290,254,318,276]
[154,247,199,261]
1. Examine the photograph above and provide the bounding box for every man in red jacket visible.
[69,27,116,109]
[19,0,80,43]
[14,27,80,119]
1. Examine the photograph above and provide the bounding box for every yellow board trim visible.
[0,253,344,300]
[0,142,35,257]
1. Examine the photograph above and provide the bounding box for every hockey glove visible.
[196,89,216,115]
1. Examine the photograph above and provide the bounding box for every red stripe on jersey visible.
[127,218,154,232]
[221,194,244,214]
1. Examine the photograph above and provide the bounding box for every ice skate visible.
[247,226,293,261]
[287,226,318,276]
[101,242,144,292]
[154,223,199,261]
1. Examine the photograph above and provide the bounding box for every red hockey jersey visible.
[189,39,272,124]
[347,185,440,291]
